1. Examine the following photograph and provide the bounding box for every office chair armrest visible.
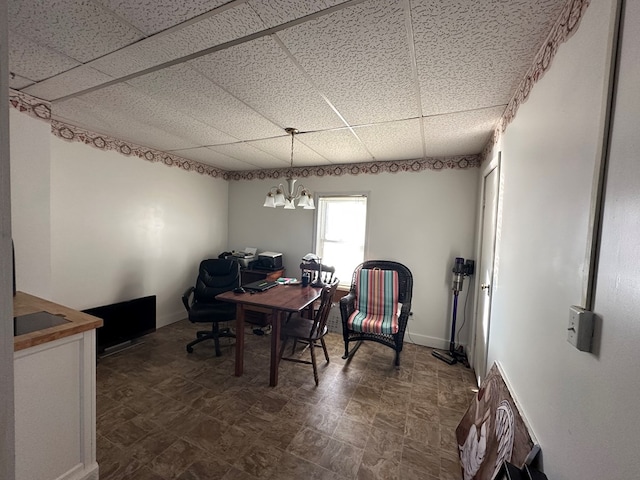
[182,286,195,312]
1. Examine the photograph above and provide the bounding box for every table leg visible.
[270,309,282,387]
[235,304,245,377]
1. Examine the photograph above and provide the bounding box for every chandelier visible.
[263,128,315,209]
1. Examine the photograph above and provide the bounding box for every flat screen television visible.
[83,295,156,354]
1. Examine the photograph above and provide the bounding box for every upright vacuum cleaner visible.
[433,257,474,366]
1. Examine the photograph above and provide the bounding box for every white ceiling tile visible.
[171,147,257,170]
[22,66,115,101]
[246,135,330,166]
[422,106,505,157]
[94,0,228,35]
[412,0,566,115]
[190,36,345,132]
[298,130,373,164]
[53,98,201,151]
[353,119,423,162]
[208,143,288,169]
[276,0,419,125]
[8,31,81,82]
[55,83,238,148]
[248,0,350,28]
[8,0,143,63]
[9,74,34,89]
[125,64,282,140]
[90,3,266,78]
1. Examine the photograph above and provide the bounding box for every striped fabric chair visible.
[340,260,413,366]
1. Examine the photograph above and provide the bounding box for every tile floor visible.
[96,319,477,480]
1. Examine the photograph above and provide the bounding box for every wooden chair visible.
[279,278,339,385]
[300,262,335,287]
[340,260,413,366]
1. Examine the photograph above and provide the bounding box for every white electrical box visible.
[567,306,594,352]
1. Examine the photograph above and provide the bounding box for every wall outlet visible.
[567,306,594,352]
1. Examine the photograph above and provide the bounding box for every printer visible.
[256,251,283,270]
[228,247,257,268]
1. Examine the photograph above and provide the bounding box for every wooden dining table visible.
[216,284,322,386]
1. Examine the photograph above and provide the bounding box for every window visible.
[314,194,368,287]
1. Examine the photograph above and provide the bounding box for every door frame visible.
[468,151,502,384]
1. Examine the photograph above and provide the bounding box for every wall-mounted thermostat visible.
[567,306,594,352]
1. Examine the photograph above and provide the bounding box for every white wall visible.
[0,0,16,477]
[481,0,640,477]
[9,109,52,299]
[228,169,479,349]
[50,136,229,327]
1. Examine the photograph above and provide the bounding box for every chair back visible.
[300,262,336,286]
[350,260,412,305]
[194,259,240,303]
[309,278,339,338]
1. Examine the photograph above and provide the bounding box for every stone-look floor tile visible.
[182,415,228,453]
[333,416,372,448]
[149,438,205,479]
[98,442,145,480]
[372,407,407,438]
[303,409,341,436]
[129,427,178,462]
[103,415,154,448]
[97,326,477,480]
[233,442,285,478]
[343,398,379,425]
[176,457,233,480]
[404,415,440,449]
[319,437,364,479]
[287,427,332,465]
[401,444,441,477]
[130,466,169,480]
[267,451,337,480]
[357,450,400,480]
[399,464,439,480]
[221,466,259,479]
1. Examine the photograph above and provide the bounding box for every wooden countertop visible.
[13,291,103,352]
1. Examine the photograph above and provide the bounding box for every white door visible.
[474,161,500,384]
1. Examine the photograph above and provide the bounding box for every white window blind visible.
[314,195,368,286]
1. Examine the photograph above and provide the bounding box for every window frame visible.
[312,192,370,288]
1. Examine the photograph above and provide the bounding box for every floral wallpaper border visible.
[9,0,591,178]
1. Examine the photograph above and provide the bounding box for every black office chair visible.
[182,259,240,356]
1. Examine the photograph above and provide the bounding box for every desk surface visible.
[217,284,320,312]
[217,284,321,386]
[13,291,103,352]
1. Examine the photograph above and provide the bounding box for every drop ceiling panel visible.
[90,3,266,78]
[94,0,229,35]
[59,84,238,147]
[171,147,256,170]
[248,0,351,28]
[23,66,115,101]
[53,99,202,152]
[208,143,287,169]
[422,106,505,157]
[9,74,34,90]
[277,0,419,125]
[353,119,423,162]
[9,32,81,82]
[8,0,143,63]
[247,136,331,167]
[412,0,566,115]
[125,64,282,141]
[190,36,345,132]
[298,130,373,164]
